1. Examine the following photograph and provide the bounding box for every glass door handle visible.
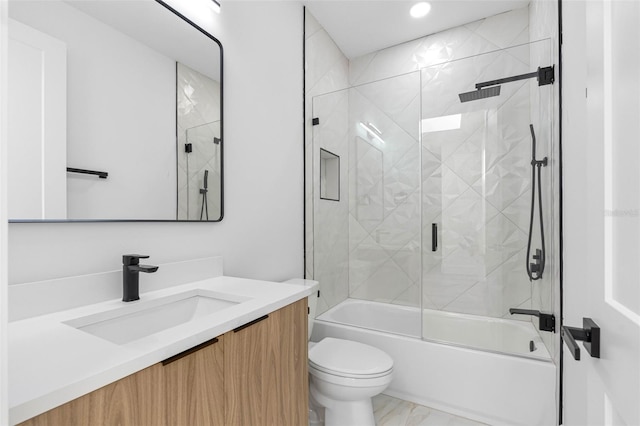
[432,223,438,252]
[561,318,600,360]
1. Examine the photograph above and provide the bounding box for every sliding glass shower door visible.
[420,41,555,353]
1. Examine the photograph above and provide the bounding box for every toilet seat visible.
[309,363,393,389]
[309,338,393,379]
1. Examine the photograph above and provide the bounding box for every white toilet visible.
[285,279,393,426]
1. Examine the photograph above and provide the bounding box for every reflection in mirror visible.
[7,0,222,222]
[177,63,221,220]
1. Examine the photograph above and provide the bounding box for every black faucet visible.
[122,254,158,302]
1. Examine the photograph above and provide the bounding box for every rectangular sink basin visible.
[64,290,247,345]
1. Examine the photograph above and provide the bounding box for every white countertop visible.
[8,276,312,425]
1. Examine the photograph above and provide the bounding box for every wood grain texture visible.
[224,312,267,426]
[264,298,308,426]
[19,364,165,426]
[164,334,225,426]
[225,299,308,426]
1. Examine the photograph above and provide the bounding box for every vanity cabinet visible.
[226,297,308,426]
[18,299,308,426]
[18,364,165,426]
[163,335,225,425]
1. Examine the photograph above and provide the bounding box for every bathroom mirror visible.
[7,0,223,222]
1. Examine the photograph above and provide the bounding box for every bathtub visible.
[311,299,557,426]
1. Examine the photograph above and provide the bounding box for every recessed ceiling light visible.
[410,2,431,18]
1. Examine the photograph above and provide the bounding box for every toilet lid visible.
[309,338,393,377]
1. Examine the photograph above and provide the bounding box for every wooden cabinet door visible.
[163,335,225,426]
[224,313,269,426]
[19,364,165,426]
[263,298,308,426]
[225,299,308,426]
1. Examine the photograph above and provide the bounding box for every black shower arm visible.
[475,71,538,90]
[475,66,555,90]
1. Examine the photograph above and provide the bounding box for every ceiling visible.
[67,0,221,80]
[303,0,529,58]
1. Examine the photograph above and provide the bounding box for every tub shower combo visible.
[310,41,558,425]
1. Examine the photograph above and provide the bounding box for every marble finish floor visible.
[373,394,488,426]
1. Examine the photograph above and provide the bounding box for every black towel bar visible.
[66,167,108,179]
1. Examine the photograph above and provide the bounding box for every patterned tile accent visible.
[350,8,530,87]
[418,39,546,323]
[312,89,350,313]
[347,72,421,307]
[305,9,350,313]
[373,394,488,426]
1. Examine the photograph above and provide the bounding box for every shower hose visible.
[526,124,546,281]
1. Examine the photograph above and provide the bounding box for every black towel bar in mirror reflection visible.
[66,167,108,179]
[561,318,600,360]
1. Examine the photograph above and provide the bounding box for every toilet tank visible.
[283,279,319,339]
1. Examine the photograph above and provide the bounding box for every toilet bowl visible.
[284,279,393,426]
[309,337,393,426]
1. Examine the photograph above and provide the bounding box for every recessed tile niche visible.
[320,148,340,201]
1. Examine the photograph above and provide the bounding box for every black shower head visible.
[458,86,501,103]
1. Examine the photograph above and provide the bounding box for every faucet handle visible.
[123,254,150,266]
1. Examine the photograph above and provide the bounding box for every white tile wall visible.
[305,9,350,314]
[312,89,350,314]
[350,8,530,87]
[420,42,539,321]
[347,72,421,307]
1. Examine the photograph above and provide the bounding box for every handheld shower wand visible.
[199,169,209,221]
[526,124,547,281]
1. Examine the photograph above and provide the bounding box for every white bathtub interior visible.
[319,298,551,361]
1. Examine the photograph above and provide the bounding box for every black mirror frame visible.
[9,0,224,223]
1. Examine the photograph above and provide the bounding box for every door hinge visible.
[538,66,555,86]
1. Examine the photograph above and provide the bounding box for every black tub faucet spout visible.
[509,308,556,333]
[122,254,158,302]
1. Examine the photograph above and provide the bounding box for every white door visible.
[7,19,66,220]
[563,1,640,425]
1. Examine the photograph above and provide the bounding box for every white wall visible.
[561,2,589,424]
[1,2,9,424]
[6,1,304,286]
